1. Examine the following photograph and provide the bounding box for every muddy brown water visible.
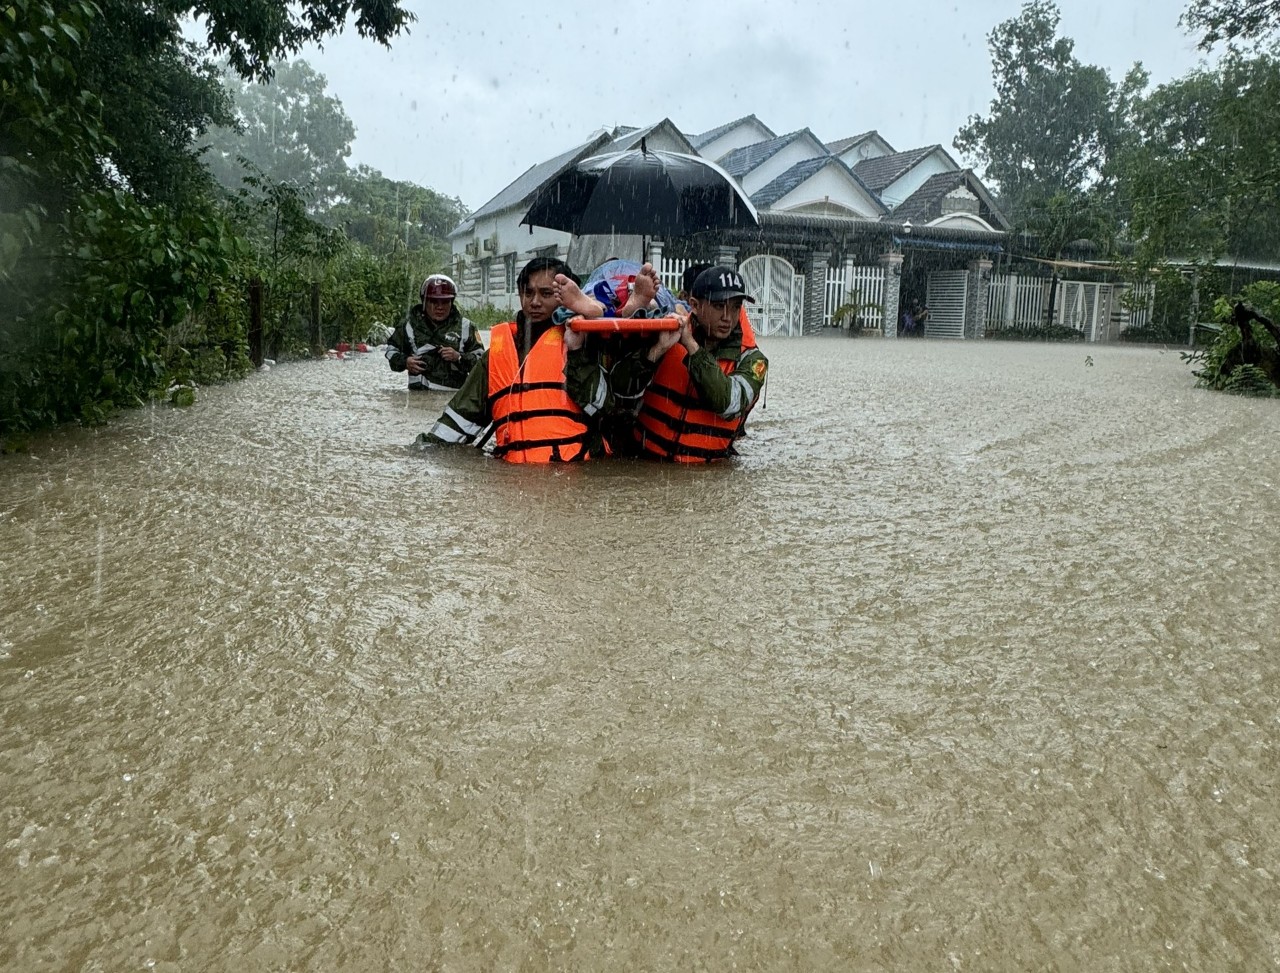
[2,338,1278,971]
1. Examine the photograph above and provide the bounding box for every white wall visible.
[738,137,830,196]
[774,166,882,218]
[833,134,893,168]
[699,120,775,164]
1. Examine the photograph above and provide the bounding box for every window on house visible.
[479,259,491,298]
[504,253,516,293]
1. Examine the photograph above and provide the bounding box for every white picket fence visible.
[986,273,1155,341]
[657,257,696,297]
[662,259,1154,341]
[824,264,885,330]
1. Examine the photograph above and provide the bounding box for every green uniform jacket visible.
[385,305,484,391]
[418,315,610,453]
[612,322,768,421]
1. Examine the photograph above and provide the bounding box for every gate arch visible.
[739,255,803,337]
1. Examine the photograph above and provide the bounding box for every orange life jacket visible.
[486,321,593,463]
[634,324,759,463]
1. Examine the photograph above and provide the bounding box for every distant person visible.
[675,262,712,311]
[385,274,483,390]
[900,298,929,338]
[417,257,611,462]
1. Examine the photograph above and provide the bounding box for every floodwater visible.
[2,338,1278,971]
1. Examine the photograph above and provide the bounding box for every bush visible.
[1190,280,1280,395]
[985,324,1085,342]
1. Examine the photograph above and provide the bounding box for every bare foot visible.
[617,263,661,317]
[553,274,604,319]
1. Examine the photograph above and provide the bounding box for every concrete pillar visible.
[803,250,831,336]
[966,258,993,339]
[879,251,904,338]
[713,245,739,270]
[647,238,664,270]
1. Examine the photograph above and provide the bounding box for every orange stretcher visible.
[566,316,681,334]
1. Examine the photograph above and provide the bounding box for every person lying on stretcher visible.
[552,260,675,322]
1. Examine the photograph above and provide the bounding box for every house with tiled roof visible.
[690,114,776,162]
[852,144,962,209]
[749,156,886,219]
[448,117,1015,339]
[891,170,1010,233]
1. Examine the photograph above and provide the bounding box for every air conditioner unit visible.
[464,240,479,257]
[482,232,499,254]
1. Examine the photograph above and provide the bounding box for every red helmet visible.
[421,274,458,301]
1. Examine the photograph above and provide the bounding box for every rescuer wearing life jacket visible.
[620,265,768,462]
[385,274,484,391]
[417,257,611,462]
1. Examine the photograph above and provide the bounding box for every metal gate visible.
[1058,280,1111,341]
[926,270,969,339]
[739,255,803,337]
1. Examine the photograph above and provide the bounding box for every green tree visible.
[182,0,412,82]
[955,0,1126,223]
[1182,0,1280,48]
[328,165,467,256]
[1,0,416,440]
[1118,52,1280,269]
[77,0,234,206]
[0,0,108,277]
[202,59,356,209]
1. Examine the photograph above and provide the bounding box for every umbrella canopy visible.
[521,146,760,238]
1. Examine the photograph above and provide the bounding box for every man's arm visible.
[565,342,609,420]
[385,317,413,372]
[418,351,491,445]
[685,346,768,419]
[460,318,485,366]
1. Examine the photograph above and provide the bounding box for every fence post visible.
[879,252,903,338]
[248,277,264,367]
[310,281,322,356]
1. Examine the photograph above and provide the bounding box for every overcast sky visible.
[290,0,1209,211]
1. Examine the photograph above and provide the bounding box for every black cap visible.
[690,266,756,304]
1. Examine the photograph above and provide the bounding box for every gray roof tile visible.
[888,169,1011,229]
[750,157,888,215]
[689,114,773,150]
[851,145,939,193]
[717,129,828,178]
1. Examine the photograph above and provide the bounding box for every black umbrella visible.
[521,144,760,238]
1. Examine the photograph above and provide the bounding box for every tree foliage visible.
[202,59,355,209]
[181,0,414,81]
[329,164,467,257]
[1189,280,1280,394]
[1,0,421,444]
[954,0,1125,225]
[78,0,234,206]
[1118,52,1280,268]
[1182,0,1280,48]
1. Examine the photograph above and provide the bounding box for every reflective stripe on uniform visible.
[720,374,754,418]
[581,366,608,417]
[428,420,469,443]
[443,406,484,437]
